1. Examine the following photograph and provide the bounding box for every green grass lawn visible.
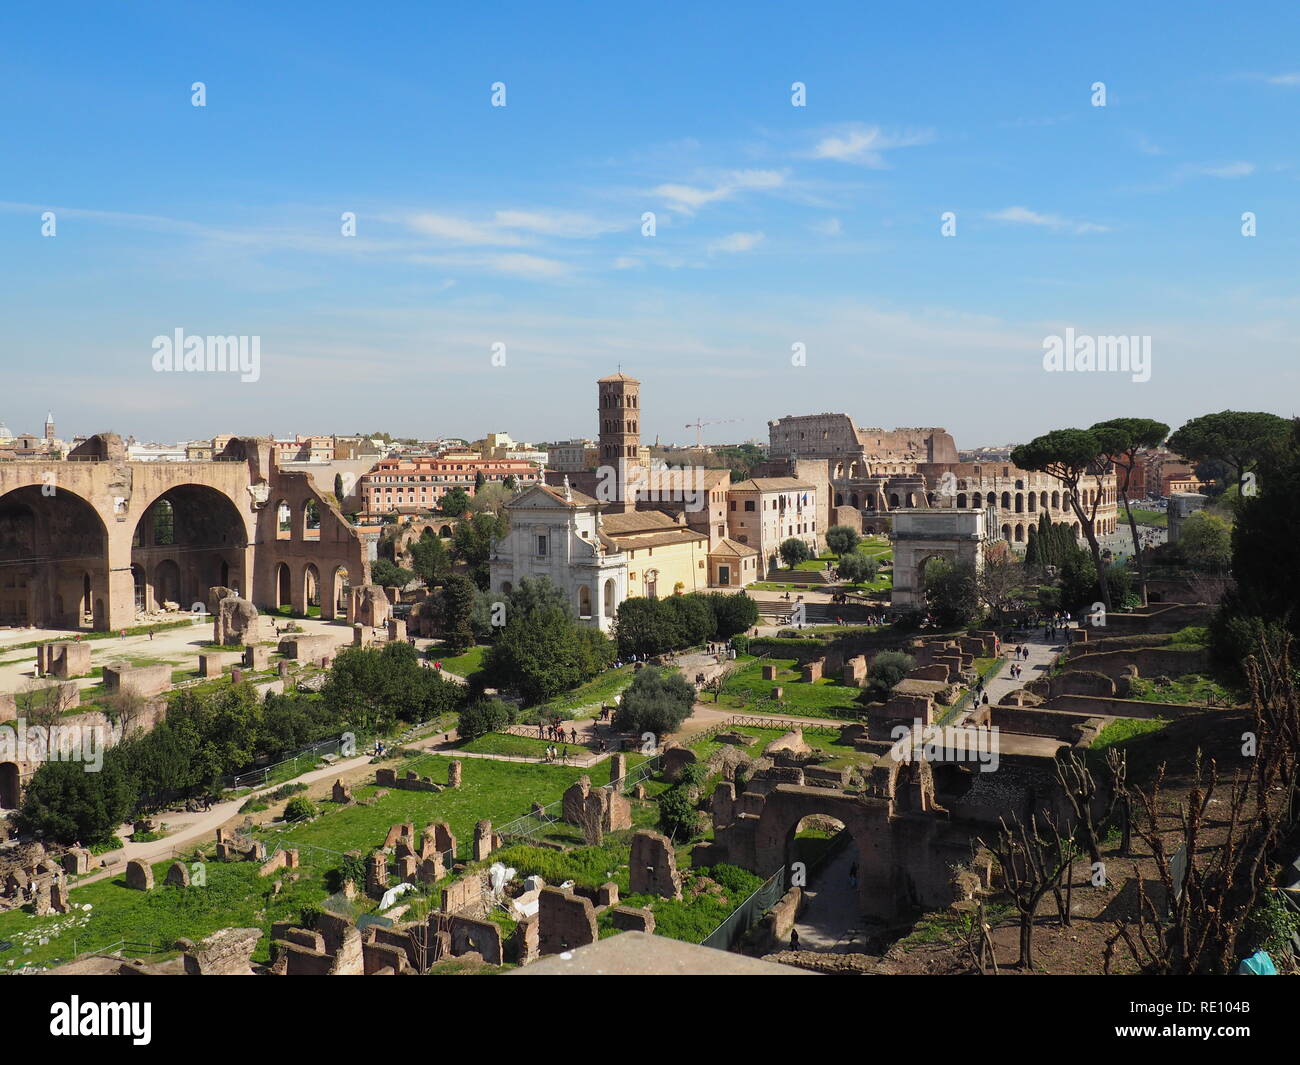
[713,657,864,719]
[1092,716,1169,750]
[265,754,588,862]
[1125,673,1238,706]
[1123,506,1168,528]
[689,723,868,772]
[526,665,636,720]
[436,645,487,678]
[0,860,328,971]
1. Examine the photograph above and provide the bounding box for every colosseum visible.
[766,412,1117,541]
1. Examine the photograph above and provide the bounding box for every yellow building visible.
[600,511,711,599]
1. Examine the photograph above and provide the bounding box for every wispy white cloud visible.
[811,217,842,236]
[651,170,786,214]
[408,251,573,279]
[1191,161,1255,178]
[405,208,621,245]
[1134,134,1164,156]
[986,206,1110,235]
[807,124,933,167]
[707,232,764,254]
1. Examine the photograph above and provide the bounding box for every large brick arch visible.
[0,434,369,630]
[0,482,111,628]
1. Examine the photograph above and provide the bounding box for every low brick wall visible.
[1046,694,1210,719]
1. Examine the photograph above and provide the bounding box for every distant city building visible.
[547,439,598,472]
[358,450,541,517]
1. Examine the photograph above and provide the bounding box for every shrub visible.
[458,698,515,741]
[709,863,762,896]
[837,553,877,584]
[283,796,317,822]
[613,666,696,737]
[825,525,860,556]
[779,537,813,569]
[866,650,915,699]
[658,787,703,840]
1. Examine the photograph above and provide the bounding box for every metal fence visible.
[700,866,787,952]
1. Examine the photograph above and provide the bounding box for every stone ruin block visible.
[384,822,415,850]
[417,854,445,884]
[441,872,490,916]
[661,745,697,783]
[398,854,419,881]
[349,584,391,628]
[563,776,592,823]
[762,664,778,681]
[165,861,191,887]
[375,768,398,788]
[50,878,72,914]
[598,882,619,907]
[363,938,411,975]
[124,859,154,890]
[332,779,352,803]
[473,820,493,862]
[366,851,389,896]
[31,879,53,916]
[37,641,92,679]
[610,906,655,934]
[386,618,407,643]
[199,651,240,678]
[352,624,365,647]
[934,653,964,681]
[182,927,263,975]
[103,663,172,698]
[538,886,598,956]
[804,764,850,789]
[907,663,950,682]
[841,655,867,687]
[424,822,455,859]
[61,848,91,876]
[629,830,682,900]
[449,916,503,965]
[259,849,298,877]
[609,753,627,787]
[278,633,335,662]
[711,782,736,827]
[448,761,463,788]
[802,659,824,683]
[243,643,270,670]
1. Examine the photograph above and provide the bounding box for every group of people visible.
[542,745,569,764]
[538,722,579,746]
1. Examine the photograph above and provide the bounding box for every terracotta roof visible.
[598,509,682,534]
[638,467,732,490]
[708,537,758,557]
[604,528,708,549]
[729,477,815,492]
[597,372,639,384]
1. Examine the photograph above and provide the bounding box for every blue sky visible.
[2,1,1298,447]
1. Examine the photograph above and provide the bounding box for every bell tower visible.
[597,372,641,508]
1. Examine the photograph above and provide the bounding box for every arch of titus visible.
[0,433,370,631]
[890,508,994,609]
